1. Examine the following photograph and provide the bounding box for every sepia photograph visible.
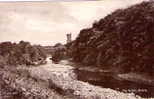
[0,0,154,99]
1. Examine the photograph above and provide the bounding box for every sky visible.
[0,0,149,45]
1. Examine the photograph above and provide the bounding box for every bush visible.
[0,41,47,66]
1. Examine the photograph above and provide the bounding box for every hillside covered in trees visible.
[68,1,154,76]
[0,41,47,66]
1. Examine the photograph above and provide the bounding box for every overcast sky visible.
[0,0,148,45]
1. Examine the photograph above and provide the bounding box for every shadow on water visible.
[74,68,154,98]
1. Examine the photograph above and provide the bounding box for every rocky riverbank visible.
[26,63,143,99]
[0,65,67,99]
[0,60,142,99]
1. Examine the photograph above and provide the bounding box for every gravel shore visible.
[28,62,141,99]
[0,62,142,99]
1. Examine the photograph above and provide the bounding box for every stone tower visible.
[66,33,72,43]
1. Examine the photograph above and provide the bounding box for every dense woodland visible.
[67,1,154,76]
[0,41,47,66]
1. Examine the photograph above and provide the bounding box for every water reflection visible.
[74,68,154,98]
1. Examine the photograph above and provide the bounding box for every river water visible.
[74,67,154,98]
[49,58,154,98]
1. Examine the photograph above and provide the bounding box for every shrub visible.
[0,41,47,66]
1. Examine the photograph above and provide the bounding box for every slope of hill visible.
[69,1,154,76]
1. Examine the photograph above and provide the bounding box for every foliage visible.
[0,41,47,65]
[51,43,67,63]
[69,1,154,75]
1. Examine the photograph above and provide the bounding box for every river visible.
[47,57,154,98]
[74,68,154,98]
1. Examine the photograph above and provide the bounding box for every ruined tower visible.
[66,33,72,43]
